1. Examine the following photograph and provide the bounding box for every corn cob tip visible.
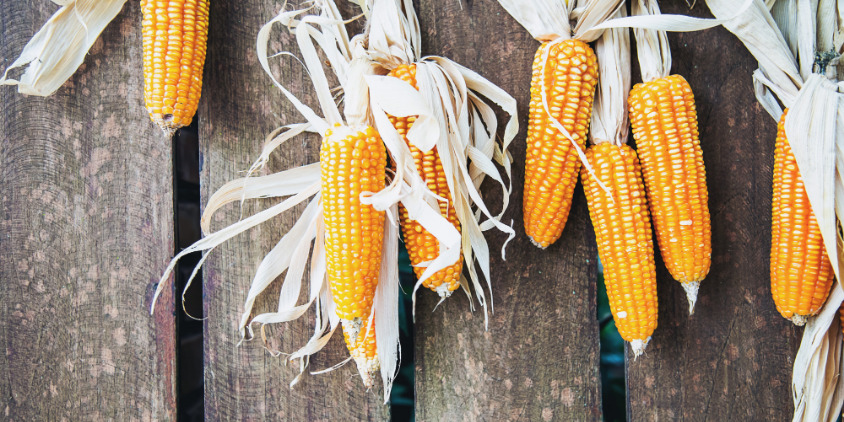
[790,315,808,326]
[682,281,700,315]
[151,115,181,138]
[435,282,454,298]
[630,338,651,359]
[352,354,380,389]
[527,236,548,250]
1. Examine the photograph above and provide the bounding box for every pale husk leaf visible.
[1,0,126,96]
[495,0,572,41]
[630,0,671,82]
[589,7,631,147]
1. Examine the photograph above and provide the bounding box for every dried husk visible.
[152,0,518,401]
[0,0,126,96]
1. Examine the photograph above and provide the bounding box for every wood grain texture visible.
[414,1,603,421]
[626,2,800,421]
[0,1,177,420]
[198,1,389,420]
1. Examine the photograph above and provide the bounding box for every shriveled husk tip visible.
[682,281,699,315]
[0,0,127,97]
[630,338,651,358]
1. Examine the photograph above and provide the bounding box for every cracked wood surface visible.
[414,1,603,421]
[198,1,389,420]
[0,1,177,420]
[625,2,800,421]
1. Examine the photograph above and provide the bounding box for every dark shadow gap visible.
[597,259,627,422]
[173,121,204,422]
[392,242,416,421]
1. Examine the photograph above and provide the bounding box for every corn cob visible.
[523,39,599,248]
[582,143,657,357]
[320,125,386,383]
[628,74,711,314]
[141,0,210,134]
[387,64,463,296]
[770,110,833,326]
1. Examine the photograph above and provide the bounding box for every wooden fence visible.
[0,0,802,420]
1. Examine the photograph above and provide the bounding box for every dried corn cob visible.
[388,64,463,296]
[628,74,711,314]
[582,143,657,357]
[770,110,834,326]
[523,39,599,248]
[141,0,210,134]
[321,125,386,384]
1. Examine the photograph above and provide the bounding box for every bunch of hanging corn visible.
[770,110,834,326]
[628,0,711,314]
[141,0,210,134]
[154,0,517,398]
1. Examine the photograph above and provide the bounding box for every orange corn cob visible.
[141,0,210,134]
[523,39,599,248]
[770,110,833,325]
[388,64,463,296]
[628,75,711,314]
[582,143,657,357]
[320,125,386,384]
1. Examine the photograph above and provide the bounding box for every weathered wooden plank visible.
[414,1,603,420]
[198,1,389,420]
[626,2,800,420]
[0,1,177,420]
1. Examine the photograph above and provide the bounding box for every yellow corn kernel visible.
[523,39,598,248]
[770,110,833,325]
[388,64,463,295]
[629,75,711,313]
[141,0,209,134]
[582,143,657,357]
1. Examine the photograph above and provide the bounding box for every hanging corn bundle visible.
[704,0,844,419]
[151,0,517,400]
[0,0,127,96]
[579,8,658,358]
[628,0,711,314]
